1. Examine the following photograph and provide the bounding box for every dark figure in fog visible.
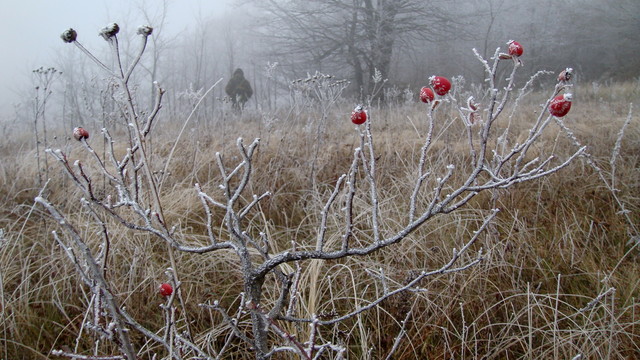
[225,68,253,110]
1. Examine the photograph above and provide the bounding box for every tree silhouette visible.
[252,0,460,99]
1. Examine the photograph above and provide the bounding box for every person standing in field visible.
[225,68,253,111]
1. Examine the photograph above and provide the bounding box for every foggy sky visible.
[0,0,232,120]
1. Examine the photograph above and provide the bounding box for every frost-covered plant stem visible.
[34,197,136,359]
[32,67,61,186]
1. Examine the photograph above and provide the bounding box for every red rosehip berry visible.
[73,127,89,141]
[159,283,173,297]
[429,76,451,96]
[548,93,572,117]
[420,87,435,103]
[351,105,367,125]
[507,40,523,57]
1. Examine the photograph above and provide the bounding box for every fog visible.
[0,0,232,119]
[1,0,638,124]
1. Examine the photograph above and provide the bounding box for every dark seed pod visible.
[61,28,77,43]
[137,25,153,36]
[99,23,120,40]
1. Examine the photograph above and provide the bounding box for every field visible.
[0,79,639,359]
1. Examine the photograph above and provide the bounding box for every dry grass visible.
[0,82,639,359]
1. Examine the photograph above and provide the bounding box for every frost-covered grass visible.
[0,83,638,359]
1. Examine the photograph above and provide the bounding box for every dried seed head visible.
[137,25,153,36]
[99,23,120,40]
[61,28,77,43]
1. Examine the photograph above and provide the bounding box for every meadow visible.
[0,77,638,359]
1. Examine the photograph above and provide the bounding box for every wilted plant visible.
[37,27,588,360]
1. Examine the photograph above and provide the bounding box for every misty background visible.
[1,0,638,131]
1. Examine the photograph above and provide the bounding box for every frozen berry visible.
[73,127,89,141]
[159,283,173,297]
[507,40,524,57]
[429,76,451,96]
[420,87,435,103]
[549,93,572,117]
[351,105,367,125]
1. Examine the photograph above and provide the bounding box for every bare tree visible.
[250,0,460,99]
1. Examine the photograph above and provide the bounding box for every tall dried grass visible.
[0,82,638,358]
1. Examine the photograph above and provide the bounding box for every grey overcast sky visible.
[0,0,232,119]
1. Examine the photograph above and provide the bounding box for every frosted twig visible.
[277,209,498,325]
[71,41,113,74]
[554,116,638,235]
[123,31,149,83]
[35,196,136,359]
[341,147,361,252]
[286,262,302,317]
[409,110,435,223]
[610,103,633,189]
[363,120,381,243]
[50,351,124,360]
[579,287,616,313]
[199,298,253,345]
[317,174,346,251]
[384,308,413,360]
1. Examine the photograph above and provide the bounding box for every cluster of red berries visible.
[419,75,451,106]
[347,40,572,124]
[549,67,574,117]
